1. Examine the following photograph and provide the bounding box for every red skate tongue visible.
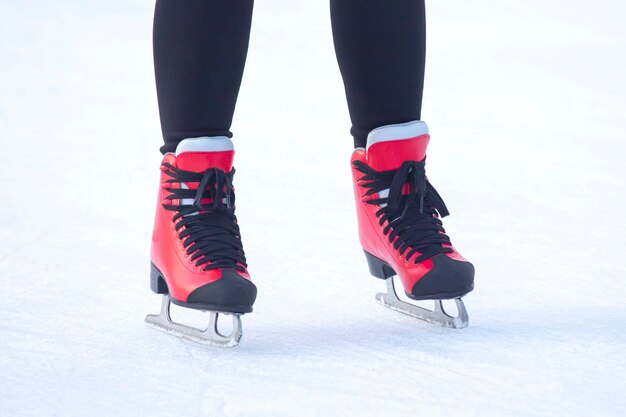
[174,137,235,209]
[176,150,234,172]
[365,121,430,171]
[175,136,235,173]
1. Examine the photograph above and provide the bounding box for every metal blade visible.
[145,295,243,347]
[375,278,469,329]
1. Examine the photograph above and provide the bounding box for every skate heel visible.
[150,263,169,294]
[364,251,396,280]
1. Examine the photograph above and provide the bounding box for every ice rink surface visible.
[1,1,625,416]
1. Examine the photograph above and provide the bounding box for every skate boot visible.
[145,136,257,347]
[351,121,474,328]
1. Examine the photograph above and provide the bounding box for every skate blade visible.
[145,295,242,348]
[375,278,469,329]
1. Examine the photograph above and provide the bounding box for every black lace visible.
[353,159,453,264]
[161,163,247,272]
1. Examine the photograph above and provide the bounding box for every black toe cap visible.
[409,254,474,300]
[185,270,257,313]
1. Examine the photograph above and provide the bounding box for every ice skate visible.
[351,121,474,328]
[145,136,257,347]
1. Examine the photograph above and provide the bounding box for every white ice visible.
[1,1,625,416]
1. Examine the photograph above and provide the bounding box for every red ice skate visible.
[351,121,474,328]
[145,136,257,347]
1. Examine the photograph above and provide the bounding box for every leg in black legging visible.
[153,0,254,154]
[330,0,426,148]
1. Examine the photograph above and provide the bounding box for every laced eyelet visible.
[353,159,454,264]
[159,163,248,271]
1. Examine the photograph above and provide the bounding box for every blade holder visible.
[145,295,243,347]
[375,277,469,329]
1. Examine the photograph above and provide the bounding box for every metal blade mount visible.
[145,295,242,348]
[375,278,469,329]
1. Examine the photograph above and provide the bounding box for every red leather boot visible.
[351,121,474,328]
[145,136,256,347]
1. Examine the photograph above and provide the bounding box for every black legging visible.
[154,0,425,153]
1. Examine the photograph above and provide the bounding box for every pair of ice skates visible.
[145,121,475,347]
